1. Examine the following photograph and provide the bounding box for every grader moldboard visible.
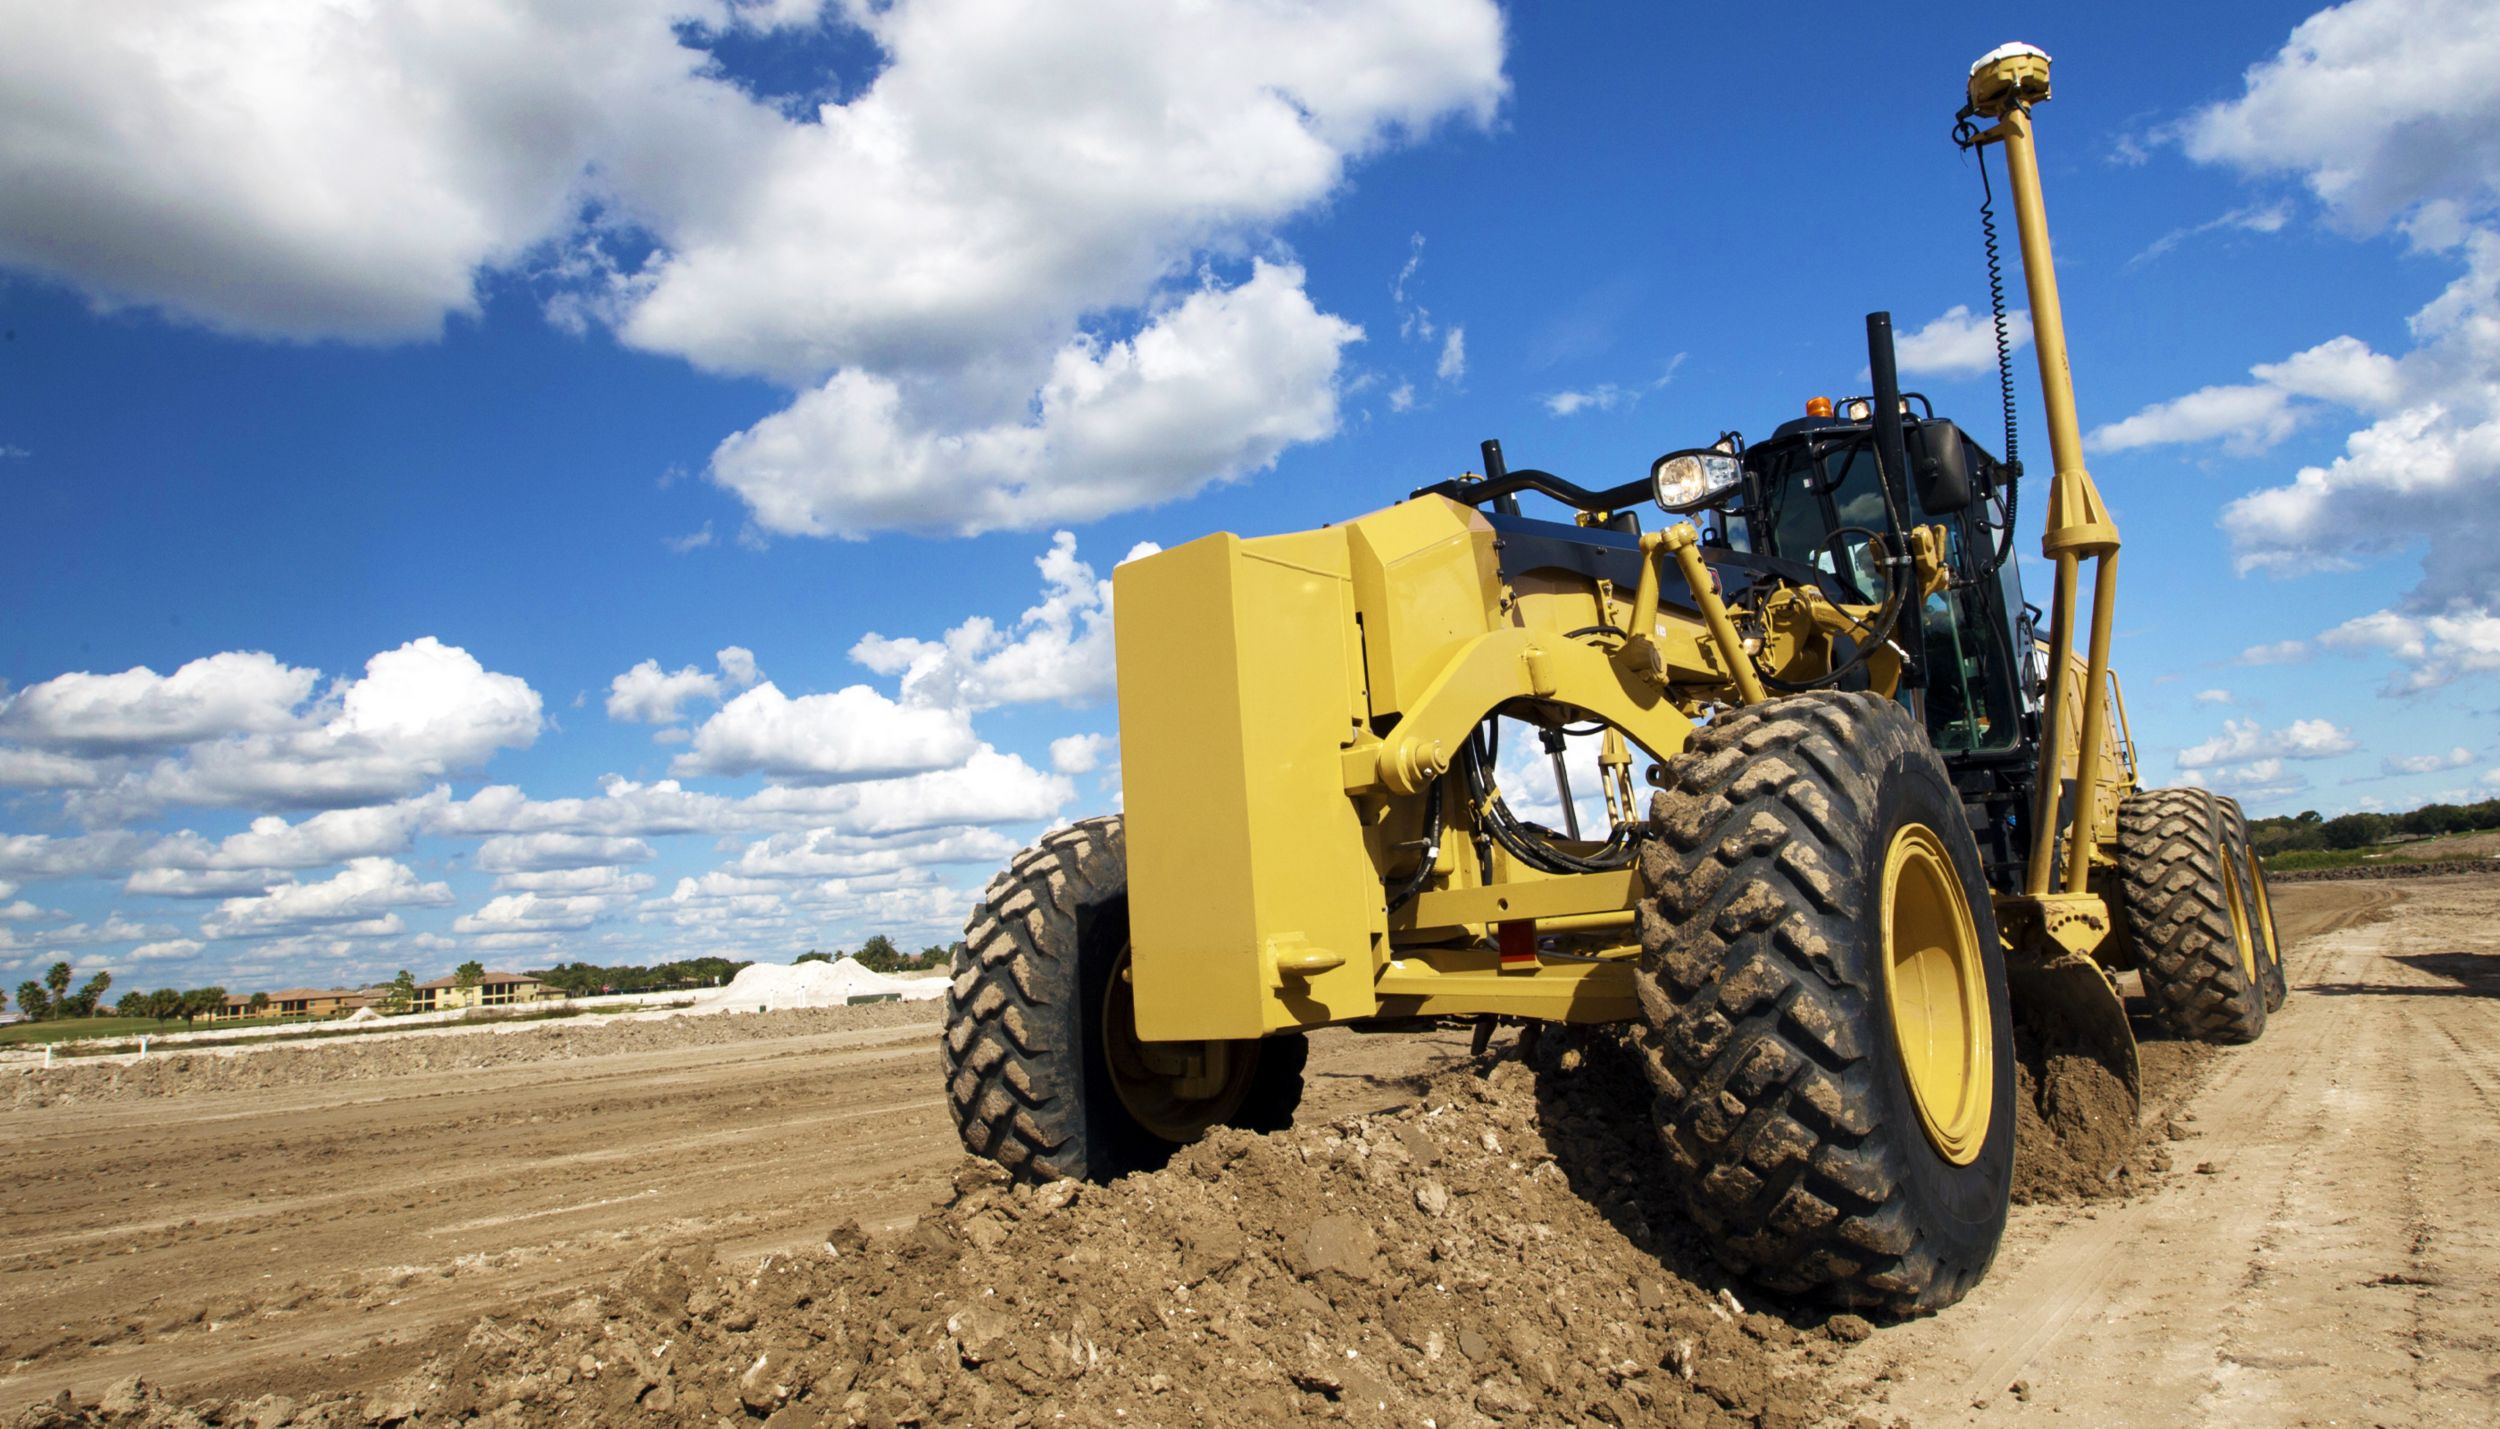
[945,43,2289,1315]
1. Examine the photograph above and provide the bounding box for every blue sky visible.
[6,0,2499,994]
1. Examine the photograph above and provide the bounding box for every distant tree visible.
[116,990,147,1018]
[16,981,50,1022]
[178,986,227,1027]
[385,970,417,1014]
[852,935,904,973]
[794,950,832,965]
[146,988,183,1023]
[44,961,74,1008]
[248,991,272,1017]
[62,969,112,1018]
[454,960,485,995]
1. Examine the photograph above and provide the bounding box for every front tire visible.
[2117,789,2269,1042]
[944,816,1306,1182]
[1635,691,2015,1315]
[2218,797,2288,1011]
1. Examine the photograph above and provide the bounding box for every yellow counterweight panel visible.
[1116,529,1387,1042]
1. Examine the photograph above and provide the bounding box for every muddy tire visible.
[1635,691,2015,1315]
[944,815,1305,1182]
[2116,788,2268,1041]
[2218,798,2288,1011]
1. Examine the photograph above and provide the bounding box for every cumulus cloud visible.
[709,263,1361,537]
[851,533,1127,711]
[672,682,976,784]
[2192,757,2311,801]
[606,661,723,724]
[3,3,1504,539]
[125,938,204,964]
[2176,717,2360,770]
[474,832,658,873]
[2320,607,2500,692]
[0,651,316,753]
[2384,746,2475,776]
[729,826,1018,880]
[604,646,762,725]
[1049,732,1115,775]
[2195,689,2235,705]
[2178,0,2500,243]
[201,857,453,940]
[1891,305,2034,380]
[2112,1,2500,695]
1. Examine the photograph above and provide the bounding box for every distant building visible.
[211,988,369,1022]
[411,971,555,1013]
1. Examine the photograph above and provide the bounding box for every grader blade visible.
[2005,947,2140,1111]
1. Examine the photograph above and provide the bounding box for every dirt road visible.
[1840,876,2500,1425]
[5,877,2494,1424]
[0,1009,1470,1408]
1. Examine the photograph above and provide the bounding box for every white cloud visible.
[1891,304,2034,380]
[672,682,977,783]
[120,639,541,810]
[453,889,630,938]
[0,898,56,922]
[2195,688,2235,705]
[2319,607,2500,691]
[2088,336,2402,454]
[2384,746,2476,776]
[3,2,1505,537]
[606,661,723,724]
[125,938,204,964]
[2190,758,2311,802]
[474,832,657,873]
[124,867,284,900]
[708,262,1362,538]
[0,651,316,753]
[716,646,760,689]
[851,532,1120,711]
[201,857,453,940]
[0,747,106,788]
[1437,326,1467,382]
[2239,639,2311,666]
[2179,0,2500,242]
[1050,732,1115,775]
[1541,355,1683,418]
[730,826,1018,880]
[1545,385,1632,418]
[488,865,657,897]
[13,914,180,950]
[2177,717,2360,770]
[2129,204,2290,267]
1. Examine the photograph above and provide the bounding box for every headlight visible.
[1650,449,1742,512]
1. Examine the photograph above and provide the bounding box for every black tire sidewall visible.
[1858,740,2017,1276]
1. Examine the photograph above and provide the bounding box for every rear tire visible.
[2116,788,2268,1042]
[2218,797,2288,1011]
[944,815,1305,1182]
[1635,691,2015,1315]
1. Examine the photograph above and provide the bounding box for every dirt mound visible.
[2009,1028,2214,1205]
[2271,860,2499,883]
[13,1055,1837,1428]
[5,1003,938,1111]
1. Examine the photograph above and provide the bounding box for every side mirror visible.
[1909,420,1975,513]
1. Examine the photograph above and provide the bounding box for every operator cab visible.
[1719,398,2031,761]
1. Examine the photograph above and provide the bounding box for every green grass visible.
[0,1014,334,1046]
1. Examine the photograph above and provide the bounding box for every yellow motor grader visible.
[944,43,2288,1314]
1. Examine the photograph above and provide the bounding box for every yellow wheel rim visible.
[1101,947,1255,1143]
[1882,823,1992,1166]
[2220,839,2259,985]
[2249,856,2282,973]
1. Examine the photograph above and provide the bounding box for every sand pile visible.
[17,1053,1839,1428]
[678,960,945,1015]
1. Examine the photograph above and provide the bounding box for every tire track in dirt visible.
[1836,877,2500,1426]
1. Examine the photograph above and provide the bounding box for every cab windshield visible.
[1735,434,2024,755]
